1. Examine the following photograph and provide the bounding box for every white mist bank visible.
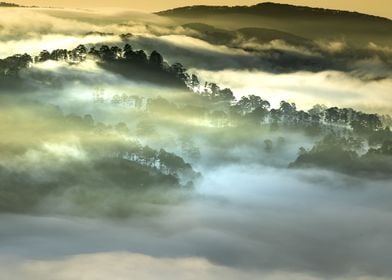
[0,8,171,58]
[1,165,391,279]
[193,69,392,114]
[3,252,389,280]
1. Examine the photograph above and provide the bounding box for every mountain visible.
[0,2,22,7]
[0,2,39,8]
[157,2,392,46]
[158,2,390,22]
[181,23,312,48]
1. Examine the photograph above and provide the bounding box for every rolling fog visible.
[1,166,392,279]
[1,93,391,279]
[2,7,391,114]
[1,6,392,280]
[193,69,392,114]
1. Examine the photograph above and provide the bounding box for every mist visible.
[2,7,392,80]
[1,165,392,279]
[1,4,392,280]
[193,69,392,114]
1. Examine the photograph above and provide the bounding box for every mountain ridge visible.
[0,1,22,7]
[181,22,312,47]
[156,2,392,47]
[156,2,391,22]
[0,1,40,8]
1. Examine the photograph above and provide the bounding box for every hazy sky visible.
[14,0,392,19]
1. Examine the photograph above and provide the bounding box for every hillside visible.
[0,2,22,7]
[182,23,312,47]
[157,2,392,46]
[158,2,391,22]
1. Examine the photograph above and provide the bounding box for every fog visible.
[1,166,392,279]
[1,8,391,80]
[0,8,171,58]
[1,5,392,280]
[193,69,392,114]
[10,57,392,120]
[4,91,389,278]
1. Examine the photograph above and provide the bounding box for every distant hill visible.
[0,2,40,8]
[157,2,392,46]
[0,2,22,7]
[182,23,312,48]
[158,2,390,22]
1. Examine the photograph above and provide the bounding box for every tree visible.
[69,44,87,61]
[218,88,235,102]
[123,44,134,60]
[158,149,190,175]
[308,104,326,122]
[99,45,116,61]
[269,108,282,124]
[325,107,339,123]
[133,50,148,64]
[149,50,163,68]
[50,49,68,61]
[248,106,269,124]
[298,147,307,156]
[170,63,189,82]
[110,46,122,59]
[141,146,158,167]
[295,110,310,124]
[351,113,382,134]
[236,95,270,115]
[338,108,352,124]
[190,74,200,89]
[36,50,50,62]
[207,83,220,97]
[3,54,33,74]
[87,47,99,59]
[279,101,296,114]
[74,44,87,54]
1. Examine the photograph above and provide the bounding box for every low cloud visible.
[1,166,392,279]
[1,6,392,280]
[1,8,391,80]
[2,251,390,280]
[0,34,121,59]
[0,8,170,58]
[192,69,392,114]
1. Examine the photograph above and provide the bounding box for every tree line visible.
[1,43,391,145]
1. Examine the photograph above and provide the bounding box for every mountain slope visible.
[158,2,390,22]
[0,2,22,7]
[157,2,392,46]
[182,22,313,48]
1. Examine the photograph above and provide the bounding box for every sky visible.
[13,0,392,19]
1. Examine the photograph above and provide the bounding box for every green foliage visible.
[290,134,392,177]
[0,100,198,216]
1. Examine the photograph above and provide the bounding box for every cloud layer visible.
[1,166,392,279]
[1,6,392,280]
[193,69,392,114]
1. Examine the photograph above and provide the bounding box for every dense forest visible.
[1,43,392,180]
